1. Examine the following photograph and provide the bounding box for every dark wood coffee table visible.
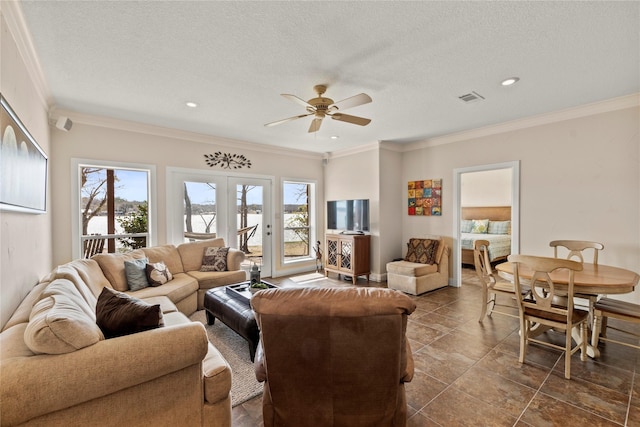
[203,281,276,362]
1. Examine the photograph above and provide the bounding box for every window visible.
[283,180,316,263]
[183,181,217,242]
[73,160,155,258]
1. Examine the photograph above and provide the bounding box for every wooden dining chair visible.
[474,240,518,322]
[508,254,587,379]
[549,240,604,265]
[550,240,605,315]
[592,297,640,351]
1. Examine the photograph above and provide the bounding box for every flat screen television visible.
[327,199,370,232]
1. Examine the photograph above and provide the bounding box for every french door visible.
[228,177,272,277]
[167,168,272,278]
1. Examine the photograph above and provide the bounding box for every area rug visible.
[189,310,263,407]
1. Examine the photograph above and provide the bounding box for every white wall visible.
[324,147,384,277]
[399,103,640,301]
[49,118,324,277]
[0,11,53,328]
[461,168,512,207]
[378,146,404,275]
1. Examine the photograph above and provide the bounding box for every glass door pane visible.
[183,181,217,242]
[229,178,271,278]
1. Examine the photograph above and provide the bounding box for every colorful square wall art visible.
[408,179,442,216]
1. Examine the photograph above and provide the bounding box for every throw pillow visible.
[404,239,439,264]
[488,220,511,235]
[96,287,163,339]
[461,219,473,233]
[470,219,489,234]
[146,261,173,286]
[200,246,229,272]
[124,257,150,291]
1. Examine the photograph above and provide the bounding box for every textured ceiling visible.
[16,1,640,154]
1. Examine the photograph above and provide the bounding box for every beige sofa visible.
[386,236,450,295]
[0,238,245,427]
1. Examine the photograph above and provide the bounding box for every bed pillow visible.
[404,238,439,264]
[461,220,473,233]
[96,287,163,339]
[488,220,511,235]
[200,247,229,272]
[470,219,489,234]
[146,261,173,286]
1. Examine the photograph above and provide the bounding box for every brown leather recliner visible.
[251,287,416,427]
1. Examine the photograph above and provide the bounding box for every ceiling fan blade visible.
[264,113,312,127]
[281,94,314,109]
[330,113,371,126]
[308,117,324,133]
[329,93,372,111]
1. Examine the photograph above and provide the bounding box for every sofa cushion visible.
[96,287,163,339]
[186,270,247,290]
[141,244,185,274]
[127,272,198,304]
[177,238,226,272]
[201,247,229,272]
[93,250,147,292]
[146,261,173,286]
[1,323,34,359]
[124,258,150,291]
[24,279,104,354]
[52,259,112,302]
[387,260,438,277]
[405,238,438,264]
[2,281,49,332]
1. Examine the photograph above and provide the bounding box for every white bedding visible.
[461,233,511,261]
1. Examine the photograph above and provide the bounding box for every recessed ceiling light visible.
[501,77,520,86]
[330,135,339,140]
[185,101,198,108]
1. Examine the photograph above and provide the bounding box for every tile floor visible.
[232,268,640,426]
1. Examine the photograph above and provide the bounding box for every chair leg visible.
[487,293,497,317]
[591,313,602,349]
[580,322,587,362]
[565,327,572,379]
[479,287,489,322]
[601,316,609,338]
[519,318,527,364]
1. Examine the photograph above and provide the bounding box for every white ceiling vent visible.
[458,91,485,103]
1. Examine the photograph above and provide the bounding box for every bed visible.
[461,206,512,266]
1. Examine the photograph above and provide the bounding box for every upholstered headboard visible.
[461,206,511,221]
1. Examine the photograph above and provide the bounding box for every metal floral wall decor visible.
[408,179,442,216]
[204,152,252,169]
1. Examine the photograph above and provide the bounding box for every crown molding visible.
[1,1,50,109]
[51,108,323,160]
[402,93,640,152]
[327,141,382,159]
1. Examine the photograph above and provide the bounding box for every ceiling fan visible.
[265,85,372,133]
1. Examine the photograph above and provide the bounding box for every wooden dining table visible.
[495,261,640,358]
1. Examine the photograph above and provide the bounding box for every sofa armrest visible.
[437,245,450,273]
[1,322,208,426]
[227,248,245,271]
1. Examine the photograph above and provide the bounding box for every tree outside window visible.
[283,181,314,261]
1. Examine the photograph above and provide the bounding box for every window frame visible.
[281,178,317,265]
[71,158,157,259]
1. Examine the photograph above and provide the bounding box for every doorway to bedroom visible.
[452,161,520,287]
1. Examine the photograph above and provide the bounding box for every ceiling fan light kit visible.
[265,85,372,133]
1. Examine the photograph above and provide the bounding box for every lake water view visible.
[87,214,303,245]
